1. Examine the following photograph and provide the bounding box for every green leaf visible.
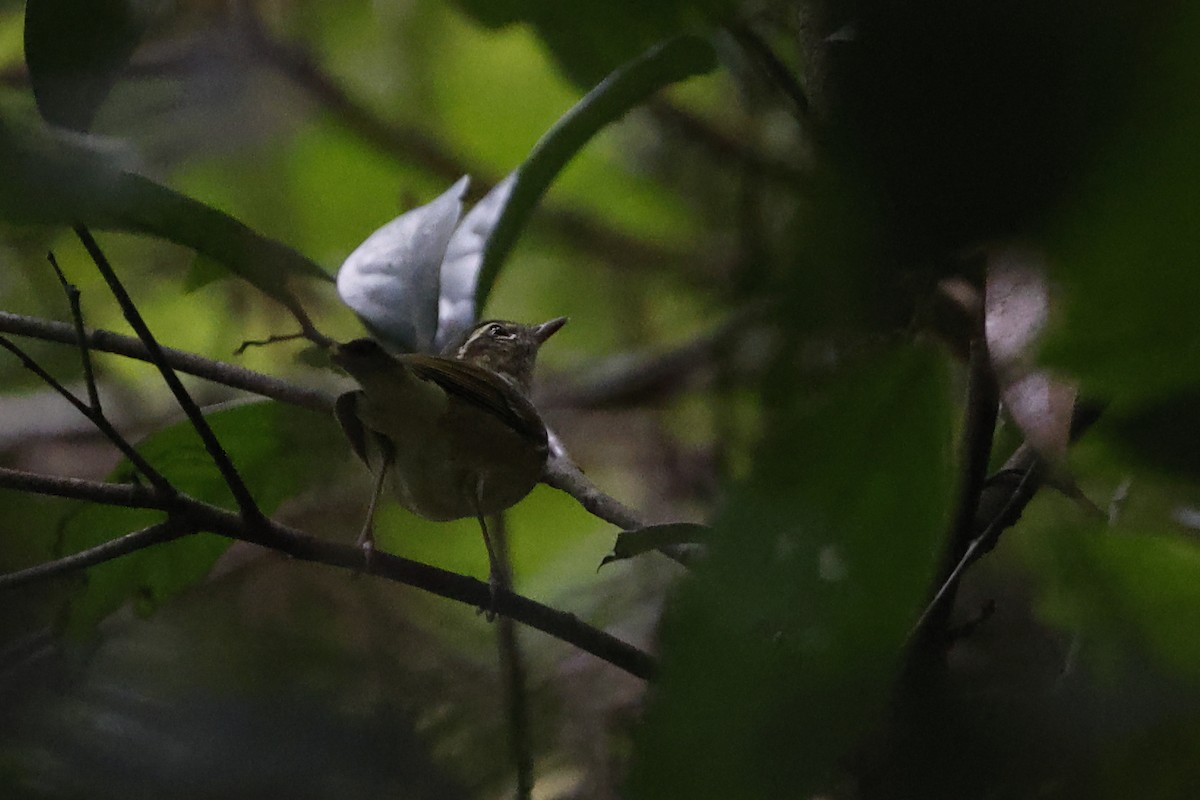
[23,0,162,131]
[453,0,731,86]
[627,345,956,799]
[600,522,711,566]
[474,35,717,315]
[59,400,340,636]
[0,113,331,303]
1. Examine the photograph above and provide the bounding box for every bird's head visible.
[450,317,567,392]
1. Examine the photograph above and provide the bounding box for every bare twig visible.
[906,464,1037,643]
[727,23,812,122]
[75,226,265,525]
[0,335,174,495]
[491,512,535,799]
[234,331,309,355]
[46,251,101,411]
[0,466,657,680]
[0,520,188,589]
[0,311,335,413]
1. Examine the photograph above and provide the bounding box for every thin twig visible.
[0,311,335,413]
[75,226,266,525]
[46,251,101,412]
[0,335,175,495]
[0,520,188,589]
[0,466,657,680]
[906,464,1038,642]
[491,512,535,799]
[234,331,309,355]
[727,23,812,122]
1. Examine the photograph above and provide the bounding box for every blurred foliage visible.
[0,0,1198,798]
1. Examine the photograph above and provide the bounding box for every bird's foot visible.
[354,529,376,574]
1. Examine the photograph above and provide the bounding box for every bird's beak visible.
[533,316,568,344]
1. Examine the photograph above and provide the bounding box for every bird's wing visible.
[402,354,547,446]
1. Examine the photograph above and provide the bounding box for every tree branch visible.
[0,311,335,413]
[76,226,266,525]
[0,466,657,681]
[0,520,187,589]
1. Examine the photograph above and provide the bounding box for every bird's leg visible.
[356,459,388,568]
[473,479,505,622]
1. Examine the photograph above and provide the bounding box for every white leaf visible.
[336,176,469,352]
[434,172,516,352]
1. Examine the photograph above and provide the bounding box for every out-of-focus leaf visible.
[24,0,164,131]
[628,345,955,799]
[474,35,717,316]
[1045,8,1200,405]
[434,173,515,352]
[1105,393,1200,481]
[600,522,711,566]
[452,0,731,86]
[59,400,340,636]
[1025,520,1200,684]
[336,177,468,353]
[985,244,1077,463]
[0,113,331,303]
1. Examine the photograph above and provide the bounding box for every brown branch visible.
[0,466,657,681]
[542,454,644,531]
[77,226,265,525]
[0,311,335,413]
[46,250,101,412]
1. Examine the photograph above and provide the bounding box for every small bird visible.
[332,317,567,607]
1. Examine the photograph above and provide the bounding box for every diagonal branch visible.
[75,226,266,525]
[46,250,101,412]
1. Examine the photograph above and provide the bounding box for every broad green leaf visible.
[628,345,955,799]
[59,400,340,636]
[474,35,717,315]
[0,113,330,304]
[452,0,731,86]
[24,0,164,131]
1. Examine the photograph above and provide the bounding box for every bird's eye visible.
[487,324,516,340]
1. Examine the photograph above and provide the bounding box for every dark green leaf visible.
[0,113,331,303]
[1104,393,1200,481]
[452,0,731,86]
[24,0,163,131]
[59,400,340,636]
[474,35,717,315]
[600,522,711,566]
[628,345,955,799]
